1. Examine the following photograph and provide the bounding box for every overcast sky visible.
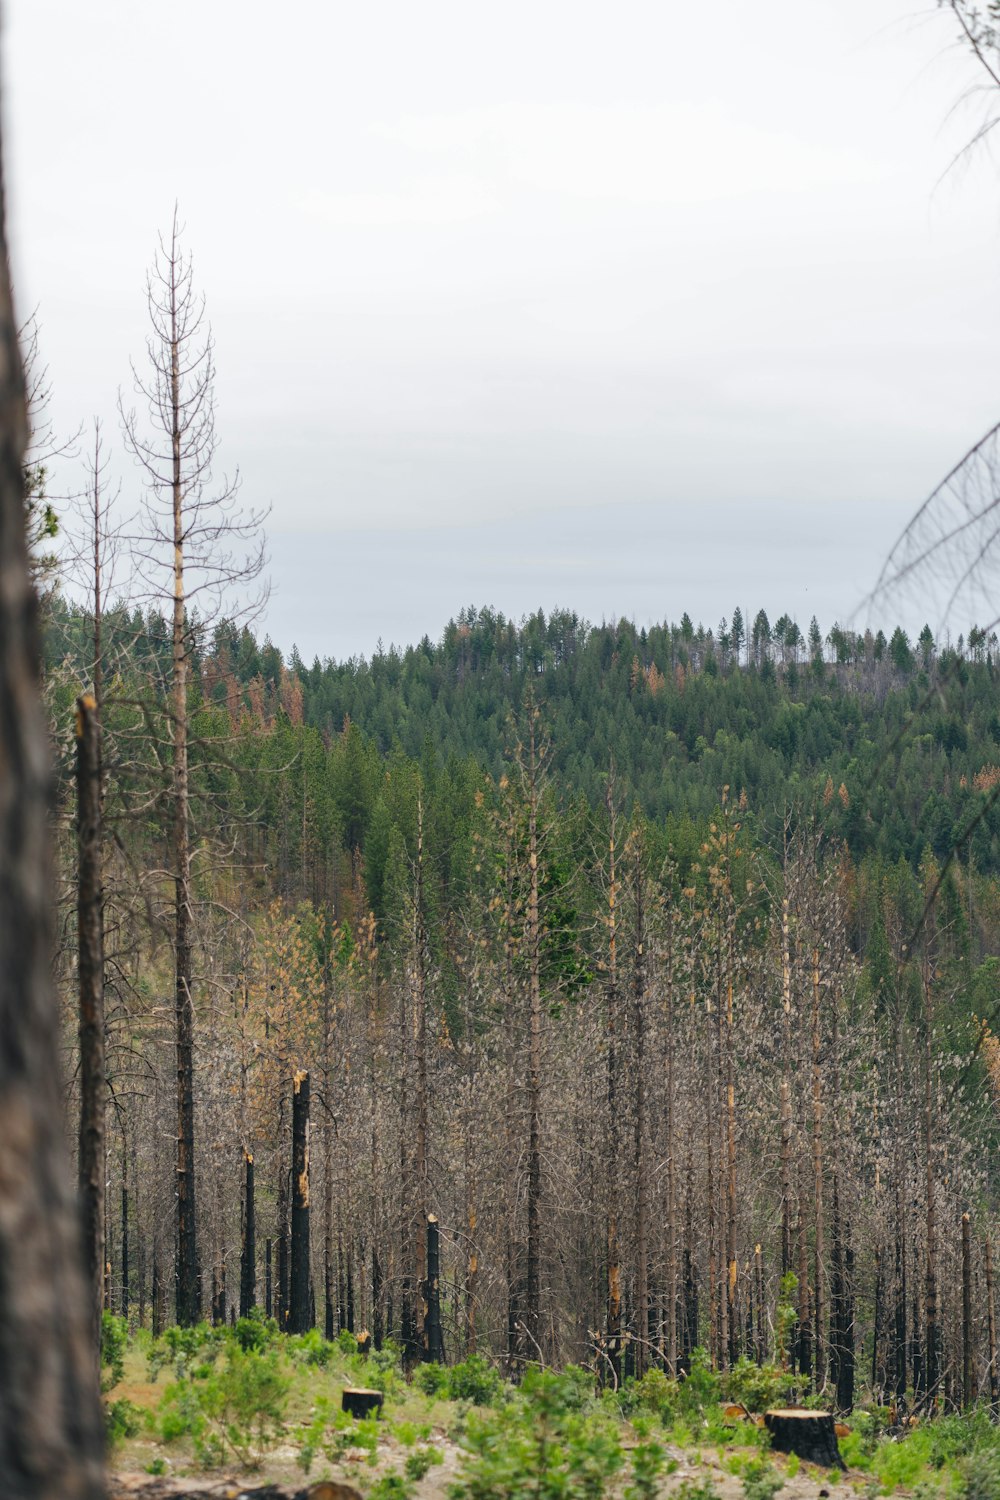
[6,1,998,661]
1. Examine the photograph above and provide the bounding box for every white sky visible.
[6,1,999,661]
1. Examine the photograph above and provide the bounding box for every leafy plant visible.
[961,1449,1000,1500]
[450,1365,622,1500]
[105,1397,142,1449]
[405,1445,444,1480]
[101,1311,128,1393]
[234,1310,279,1353]
[156,1345,290,1469]
[625,1430,667,1500]
[741,1457,784,1500]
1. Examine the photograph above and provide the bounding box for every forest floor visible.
[102,1322,982,1499]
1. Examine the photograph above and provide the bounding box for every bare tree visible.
[120,207,267,1324]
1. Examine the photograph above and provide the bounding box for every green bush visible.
[234,1310,279,1353]
[677,1348,722,1417]
[624,1430,667,1499]
[105,1396,142,1449]
[722,1358,797,1414]
[415,1361,450,1398]
[741,1457,784,1500]
[448,1355,503,1406]
[619,1367,679,1422]
[101,1311,128,1392]
[289,1327,335,1367]
[961,1449,1000,1499]
[450,1365,622,1500]
[337,1328,359,1355]
[405,1445,444,1480]
[156,1345,290,1469]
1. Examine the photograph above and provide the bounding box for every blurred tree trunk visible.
[0,145,106,1495]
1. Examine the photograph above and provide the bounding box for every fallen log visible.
[764,1408,846,1470]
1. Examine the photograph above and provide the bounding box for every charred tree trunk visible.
[265,1237,272,1319]
[289,1071,311,1333]
[604,780,622,1385]
[413,799,430,1356]
[76,692,105,1363]
[0,198,106,1495]
[120,1133,129,1318]
[525,709,543,1354]
[423,1215,445,1362]
[810,944,825,1390]
[962,1212,974,1410]
[986,1235,999,1413]
[239,1150,255,1317]
[631,827,649,1378]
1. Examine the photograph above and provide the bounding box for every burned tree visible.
[120,208,266,1323]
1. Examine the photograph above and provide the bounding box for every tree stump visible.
[764,1409,846,1469]
[356,1328,372,1356]
[341,1387,384,1420]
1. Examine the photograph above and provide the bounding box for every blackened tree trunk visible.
[0,169,106,1495]
[962,1211,974,1410]
[265,1238,272,1319]
[289,1071,311,1332]
[424,1215,445,1362]
[525,706,543,1354]
[76,692,105,1361]
[987,1234,998,1412]
[120,1133,129,1318]
[239,1150,255,1317]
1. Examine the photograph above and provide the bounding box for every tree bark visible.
[289,1071,312,1332]
[240,1150,255,1317]
[77,691,105,1361]
[0,163,106,1495]
[423,1215,445,1362]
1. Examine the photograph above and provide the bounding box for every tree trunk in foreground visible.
[0,153,106,1495]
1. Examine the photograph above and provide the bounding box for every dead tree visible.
[120,208,265,1323]
[289,1070,312,1332]
[240,1150,256,1317]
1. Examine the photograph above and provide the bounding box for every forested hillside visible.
[41,589,1000,1430]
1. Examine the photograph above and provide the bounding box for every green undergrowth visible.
[101,1322,1000,1496]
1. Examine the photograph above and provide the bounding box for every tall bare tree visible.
[121,207,266,1323]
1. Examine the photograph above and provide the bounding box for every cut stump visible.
[764,1408,846,1470]
[342,1386,384,1420]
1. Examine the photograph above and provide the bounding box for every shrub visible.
[625,1431,667,1500]
[234,1311,278,1353]
[450,1365,622,1500]
[290,1327,335,1367]
[156,1345,290,1469]
[415,1361,450,1398]
[741,1457,784,1500]
[105,1397,142,1449]
[405,1446,444,1480]
[619,1367,679,1422]
[677,1348,722,1417]
[448,1355,503,1406]
[101,1312,128,1392]
[961,1449,1000,1500]
[723,1358,797,1413]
